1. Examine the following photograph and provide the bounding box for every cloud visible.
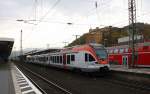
[0,0,149,50]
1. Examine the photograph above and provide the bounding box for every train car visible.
[26,43,110,72]
[107,42,150,67]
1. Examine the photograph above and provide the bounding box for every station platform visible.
[110,65,150,75]
[0,62,42,94]
[0,63,15,94]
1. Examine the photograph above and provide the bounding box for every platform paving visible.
[110,65,150,75]
[0,62,15,94]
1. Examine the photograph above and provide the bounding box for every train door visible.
[63,54,67,68]
[122,56,128,68]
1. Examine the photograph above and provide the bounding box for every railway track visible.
[15,62,149,94]
[101,76,150,92]
[16,63,72,94]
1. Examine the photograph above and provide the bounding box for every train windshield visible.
[94,47,107,59]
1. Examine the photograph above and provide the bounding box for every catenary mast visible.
[128,0,136,67]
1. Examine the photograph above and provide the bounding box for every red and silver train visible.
[26,43,109,72]
[107,42,150,67]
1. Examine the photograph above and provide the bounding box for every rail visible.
[16,63,72,94]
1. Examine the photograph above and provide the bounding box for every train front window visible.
[94,48,107,59]
[85,53,95,62]
[89,54,95,61]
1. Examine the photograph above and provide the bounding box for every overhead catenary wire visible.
[18,0,149,29]
[95,1,101,25]
[17,0,149,49]
[36,0,61,25]
[21,0,61,48]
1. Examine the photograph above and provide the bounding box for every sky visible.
[0,0,150,51]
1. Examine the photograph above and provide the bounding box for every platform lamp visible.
[16,19,37,62]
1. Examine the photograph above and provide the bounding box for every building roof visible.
[0,37,14,42]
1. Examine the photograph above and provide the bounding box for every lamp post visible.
[20,30,23,57]
[16,19,37,57]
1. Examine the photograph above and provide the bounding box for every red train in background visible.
[107,41,150,67]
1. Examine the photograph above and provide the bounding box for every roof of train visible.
[107,42,150,49]
[26,43,105,56]
[61,43,104,52]
[24,48,62,55]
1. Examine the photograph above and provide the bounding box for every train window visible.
[39,57,41,61]
[43,57,44,61]
[89,54,95,61]
[51,56,53,61]
[50,56,52,61]
[85,53,95,62]
[55,56,57,63]
[56,56,57,63]
[114,49,118,53]
[107,50,109,53]
[71,55,75,61]
[119,48,124,53]
[125,48,128,52]
[85,53,88,61]
[43,57,45,61]
[52,56,54,63]
[41,57,43,61]
[57,56,59,63]
[67,55,70,64]
[58,56,60,63]
[60,56,62,63]
[42,57,44,61]
[51,56,53,62]
[44,57,46,61]
[54,56,56,63]
[56,56,59,63]
[109,49,113,54]
[45,57,47,61]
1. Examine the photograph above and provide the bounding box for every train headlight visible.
[100,60,108,64]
